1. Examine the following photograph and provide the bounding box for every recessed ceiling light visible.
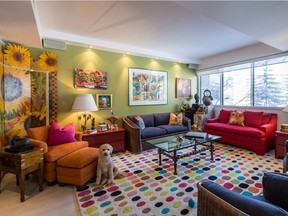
[89,45,93,48]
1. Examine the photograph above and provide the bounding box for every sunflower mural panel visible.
[0,43,4,147]
[3,43,32,139]
[32,51,58,124]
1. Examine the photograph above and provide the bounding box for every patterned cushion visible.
[228,111,245,126]
[134,115,145,130]
[169,113,183,126]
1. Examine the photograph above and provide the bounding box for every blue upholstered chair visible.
[197,172,288,216]
[283,140,288,173]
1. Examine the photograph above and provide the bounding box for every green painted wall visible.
[29,45,197,130]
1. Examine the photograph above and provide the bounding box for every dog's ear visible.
[109,145,113,156]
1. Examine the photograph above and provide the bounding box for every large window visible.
[199,55,288,107]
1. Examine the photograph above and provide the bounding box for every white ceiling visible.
[1,1,288,64]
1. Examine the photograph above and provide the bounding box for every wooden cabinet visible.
[82,127,125,152]
[275,131,288,158]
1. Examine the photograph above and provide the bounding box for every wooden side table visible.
[275,131,288,158]
[0,147,44,202]
[82,126,125,152]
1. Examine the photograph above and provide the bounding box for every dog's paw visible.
[107,179,115,185]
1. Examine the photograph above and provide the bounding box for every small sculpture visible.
[107,110,119,130]
[194,93,199,104]
[202,90,213,106]
[91,118,95,130]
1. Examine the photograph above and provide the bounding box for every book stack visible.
[281,124,288,133]
[185,131,207,139]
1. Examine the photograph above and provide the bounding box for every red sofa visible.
[204,109,277,155]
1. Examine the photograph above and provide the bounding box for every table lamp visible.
[71,94,98,131]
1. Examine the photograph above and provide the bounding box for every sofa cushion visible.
[263,173,288,211]
[154,113,170,126]
[168,113,183,126]
[133,115,145,130]
[140,114,155,127]
[245,111,263,127]
[219,109,232,123]
[158,125,188,134]
[262,113,272,125]
[201,181,288,216]
[204,122,265,138]
[141,127,166,139]
[228,111,245,126]
[47,122,77,146]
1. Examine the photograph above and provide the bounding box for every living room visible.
[0,1,288,216]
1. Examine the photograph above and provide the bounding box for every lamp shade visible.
[282,104,288,112]
[71,94,98,111]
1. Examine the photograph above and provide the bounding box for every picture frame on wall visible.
[96,94,112,110]
[128,68,168,106]
[176,78,192,98]
[74,68,107,89]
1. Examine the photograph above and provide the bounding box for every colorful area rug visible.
[76,143,283,216]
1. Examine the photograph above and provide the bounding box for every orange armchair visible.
[26,125,88,185]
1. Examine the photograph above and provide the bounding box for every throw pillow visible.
[245,111,263,127]
[47,122,77,146]
[169,113,183,126]
[133,115,145,130]
[219,109,232,123]
[228,111,245,126]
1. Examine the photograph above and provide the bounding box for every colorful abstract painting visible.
[128,68,167,106]
[74,69,107,89]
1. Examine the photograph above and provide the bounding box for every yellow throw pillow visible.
[169,113,183,126]
[228,111,245,126]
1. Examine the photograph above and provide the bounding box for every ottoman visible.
[57,147,99,190]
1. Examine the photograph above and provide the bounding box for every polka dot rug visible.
[76,143,283,216]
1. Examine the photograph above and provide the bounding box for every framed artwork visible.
[97,94,112,110]
[128,68,168,106]
[176,78,191,98]
[74,68,107,89]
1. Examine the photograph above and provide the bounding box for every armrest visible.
[198,180,287,216]
[262,172,288,212]
[123,117,141,154]
[29,138,48,153]
[182,116,191,129]
[206,117,220,123]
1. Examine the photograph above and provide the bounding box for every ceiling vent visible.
[188,64,199,70]
[42,38,66,50]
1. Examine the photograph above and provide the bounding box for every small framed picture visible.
[176,78,192,98]
[96,94,112,110]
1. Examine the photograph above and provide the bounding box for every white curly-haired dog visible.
[95,143,124,186]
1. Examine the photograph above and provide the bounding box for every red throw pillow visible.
[219,109,232,123]
[228,111,245,126]
[47,122,77,146]
[245,111,263,127]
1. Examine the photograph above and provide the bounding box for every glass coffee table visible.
[145,133,221,175]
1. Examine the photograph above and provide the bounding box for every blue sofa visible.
[123,112,191,154]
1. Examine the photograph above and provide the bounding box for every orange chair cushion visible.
[45,141,88,162]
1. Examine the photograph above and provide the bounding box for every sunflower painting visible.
[4,43,31,69]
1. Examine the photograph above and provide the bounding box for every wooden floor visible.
[0,173,81,216]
